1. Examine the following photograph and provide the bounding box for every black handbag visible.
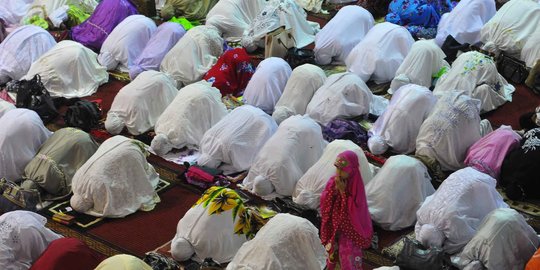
[395,237,445,270]
[497,53,530,84]
[64,100,102,132]
[441,35,470,63]
[285,47,315,69]
[9,74,59,123]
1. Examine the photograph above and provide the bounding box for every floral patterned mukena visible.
[194,186,276,239]
[461,53,492,75]
[386,0,457,39]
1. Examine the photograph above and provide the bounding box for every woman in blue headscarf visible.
[386,0,456,39]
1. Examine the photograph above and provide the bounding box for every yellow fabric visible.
[195,186,276,239]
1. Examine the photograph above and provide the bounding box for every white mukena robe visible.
[197,105,278,173]
[242,115,327,198]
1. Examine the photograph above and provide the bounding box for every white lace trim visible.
[522,128,540,153]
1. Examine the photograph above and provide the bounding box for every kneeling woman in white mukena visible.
[160,25,223,87]
[314,5,374,65]
[368,84,436,155]
[24,40,108,98]
[241,0,319,53]
[243,115,327,198]
[151,80,228,156]
[306,72,373,126]
[242,57,292,115]
[205,0,266,39]
[0,109,51,182]
[415,167,508,254]
[480,0,540,56]
[70,136,160,218]
[227,214,326,270]
[434,0,495,47]
[452,208,539,270]
[346,22,414,84]
[272,64,326,125]
[389,39,449,94]
[0,25,56,84]
[0,211,62,270]
[433,51,514,113]
[172,187,275,264]
[105,70,178,136]
[366,155,435,231]
[98,15,156,72]
[416,90,490,171]
[197,105,278,173]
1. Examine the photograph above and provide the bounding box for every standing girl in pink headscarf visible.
[320,150,373,270]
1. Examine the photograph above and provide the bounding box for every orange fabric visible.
[526,248,540,270]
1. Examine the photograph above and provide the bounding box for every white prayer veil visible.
[105,70,178,136]
[415,167,508,254]
[272,64,326,124]
[368,84,437,155]
[521,27,540,68]
[390,39,449,94]
[243,57,292,114]
[0,25,56,84]
[480,0,540,56]
[151,80,228,156]
[198,105,278,173]
[293,139,373,209]
[227,213,326,270]
[0,109,52,182]
[0,0,33,28]
[452,208,539,270]
[243,115,327,198]
[160,25,223,87]
[435,0,496,47]
[433,51,514,113]
[205,0,267,39]
[171,201,247,263]
[98,15,157,72]
[0,211,62,270]
[366,155,435,231]
[416,90,483,171]
[306,72,373,125]
[24,40,108,98]
[70,135,160,218]
[241,0,319,52]
[314,5,374,65]
[0,100,15,118]
[346,22,414,83]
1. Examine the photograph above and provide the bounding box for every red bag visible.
[186,166,216,183]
